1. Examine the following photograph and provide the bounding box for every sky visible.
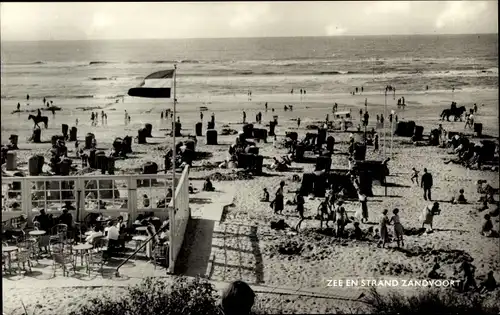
[0,1,498,41]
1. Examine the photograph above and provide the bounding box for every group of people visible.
[90,111,108,126]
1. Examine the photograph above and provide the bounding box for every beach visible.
[2,35,499,314]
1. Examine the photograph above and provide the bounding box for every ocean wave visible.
[89,61,115,65]
[2,61,45,65]
[89,77,117,81]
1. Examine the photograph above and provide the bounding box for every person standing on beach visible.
[355,192,369,223]
[265,102,268,112]
[200,112,203,121]
[380,114,384,125]
[211,113,215,125]
[297,117,301,128]
[272,181,285,215]
[420,202,440,231]
[361,86,364,93]
[295,192,305,231]
[378,209,390,248]
[91,112,95,125]
[27,94,29,101]
[43,97,46,104]
[304,89,306,95]
[76,118,79,126]
[421,168,433,201]
[374,133,379,151]
[17,103,20,111]
[161,111,164,120]
[101,111,105,125]
[355,87,358,94]
[389,208,404,247]
[363,111,369,127]
[291,89,293,94]
[359,109,363,121]
[242,111,246,124]
[474,103,478,114]
[124,110,128,125]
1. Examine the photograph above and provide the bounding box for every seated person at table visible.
[203,178,215,192]
[57,208,73,229]
[85,226,103,244]
[116,216,128,248]
[105,220,120,256]
[133,214,146,226]
[158,220,170,243]
[62,201,76,211]
[33,209,53,232]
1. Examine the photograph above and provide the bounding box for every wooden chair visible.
[52,252,75,277]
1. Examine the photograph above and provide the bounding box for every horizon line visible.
[1,32,497,42]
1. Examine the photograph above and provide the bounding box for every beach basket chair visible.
[52,251,76,277]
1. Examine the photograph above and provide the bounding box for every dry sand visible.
[2,90,499,313]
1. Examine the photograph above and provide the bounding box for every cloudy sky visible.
[1,1,497,41]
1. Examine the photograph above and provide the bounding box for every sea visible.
[1,34,498,109]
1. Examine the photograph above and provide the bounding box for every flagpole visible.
[390,109,395,159]
[172,64,177,223]
[383,88,387,158]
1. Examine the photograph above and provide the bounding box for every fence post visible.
[77,178,85,222]
[23,178,32,221]
[128,176,137,228]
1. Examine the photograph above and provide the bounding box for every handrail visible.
[115,225,168,277]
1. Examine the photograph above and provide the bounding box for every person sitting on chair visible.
[203,178,215,192]
[105,220,120,257]
[57,208,73,229]
[85,225,103,244]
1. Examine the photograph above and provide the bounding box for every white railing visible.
[168,164,190,273]
[2,165,191,273]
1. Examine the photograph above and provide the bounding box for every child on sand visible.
[389,208,404,247]
[294,193,305,232]
[261,188,269,202]
[410,168,419,185]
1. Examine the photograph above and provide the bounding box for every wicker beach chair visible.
[88,249,106,276]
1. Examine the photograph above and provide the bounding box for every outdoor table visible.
[2,246,19,272]
[28,230,46,256]
[72,243,93,267]
[136,226,148,234]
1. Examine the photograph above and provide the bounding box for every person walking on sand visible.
[336,201,347,237]
[420,202,440,232]
[378,209,390,248]
[390,208,404,247]
[271,181,285,215]
[295,192,305,231]
[355,192,369,223]
[421,168,433,201]
[410,167,419,185]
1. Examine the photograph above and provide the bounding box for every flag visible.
[128,69,174,98]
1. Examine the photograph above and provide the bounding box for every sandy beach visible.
[2,86,499,313]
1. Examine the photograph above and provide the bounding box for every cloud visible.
[435,1,488,29]
[325,24,347,36]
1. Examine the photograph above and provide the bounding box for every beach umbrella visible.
[127,66,178,263]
